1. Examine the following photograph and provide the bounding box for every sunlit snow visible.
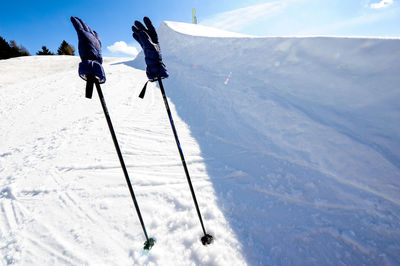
[1,21,400,265]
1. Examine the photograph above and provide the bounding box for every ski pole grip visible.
[85,76,95,99]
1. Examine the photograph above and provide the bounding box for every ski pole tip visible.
[143,238,156,251]
[201,234,213,246]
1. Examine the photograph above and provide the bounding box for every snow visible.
[0,56,244,265]
[1,21,400,265]
[165,21,250,37]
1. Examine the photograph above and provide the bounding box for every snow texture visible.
[1,21,400,265]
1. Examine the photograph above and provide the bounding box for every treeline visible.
[1,36,75,60]
[0,37,30,59]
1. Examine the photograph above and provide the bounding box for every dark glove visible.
[132,17,168,81]
[71,16,106,84]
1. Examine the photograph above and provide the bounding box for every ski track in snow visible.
[0,56,245,265]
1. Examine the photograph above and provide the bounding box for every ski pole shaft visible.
[157,78,208,236]
[94,79,150,242]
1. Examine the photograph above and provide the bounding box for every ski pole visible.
[89,77,155,250]
[157,78,213,245]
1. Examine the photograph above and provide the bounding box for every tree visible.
[57,40,75,55]
[36,46,54,55]
[9,40,22,57]
[18,45,30,56]
[11,41,30,56]
[0,37,30,59]
[0,36,12,59]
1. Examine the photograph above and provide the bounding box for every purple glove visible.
[71,16,106,84]
[132,17,168,81]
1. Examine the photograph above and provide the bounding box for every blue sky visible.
[0,0,399,57]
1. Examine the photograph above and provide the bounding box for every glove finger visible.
[143,17,158,43]
[134,20,147,32]
[132,24,140,34]
[76,17,92,33]
[132,32,141,45]
[70,16,84,32]
[131,25,143,45]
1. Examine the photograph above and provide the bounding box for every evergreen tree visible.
[36,46,54,55]
[0,37,30,59]
[57,40,75,55]
[0,36,12,59]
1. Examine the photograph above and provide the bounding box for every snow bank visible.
[131,21,400,265]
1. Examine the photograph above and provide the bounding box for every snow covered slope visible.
[2,20,400,265]
[0,56,244,265]
[130,21,400,265]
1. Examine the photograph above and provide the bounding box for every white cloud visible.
[370,0,394,9]
[107,41,139,56]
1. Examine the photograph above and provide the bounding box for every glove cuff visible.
[146,63,169,81]
[78,60,106,84]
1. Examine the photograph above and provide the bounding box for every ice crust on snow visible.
[1,21,400,265]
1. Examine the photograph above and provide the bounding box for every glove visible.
[132,17,168,81]
[70,16,106,84]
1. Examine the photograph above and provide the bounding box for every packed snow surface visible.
[0,55,243,265]
[1,21,400,265]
